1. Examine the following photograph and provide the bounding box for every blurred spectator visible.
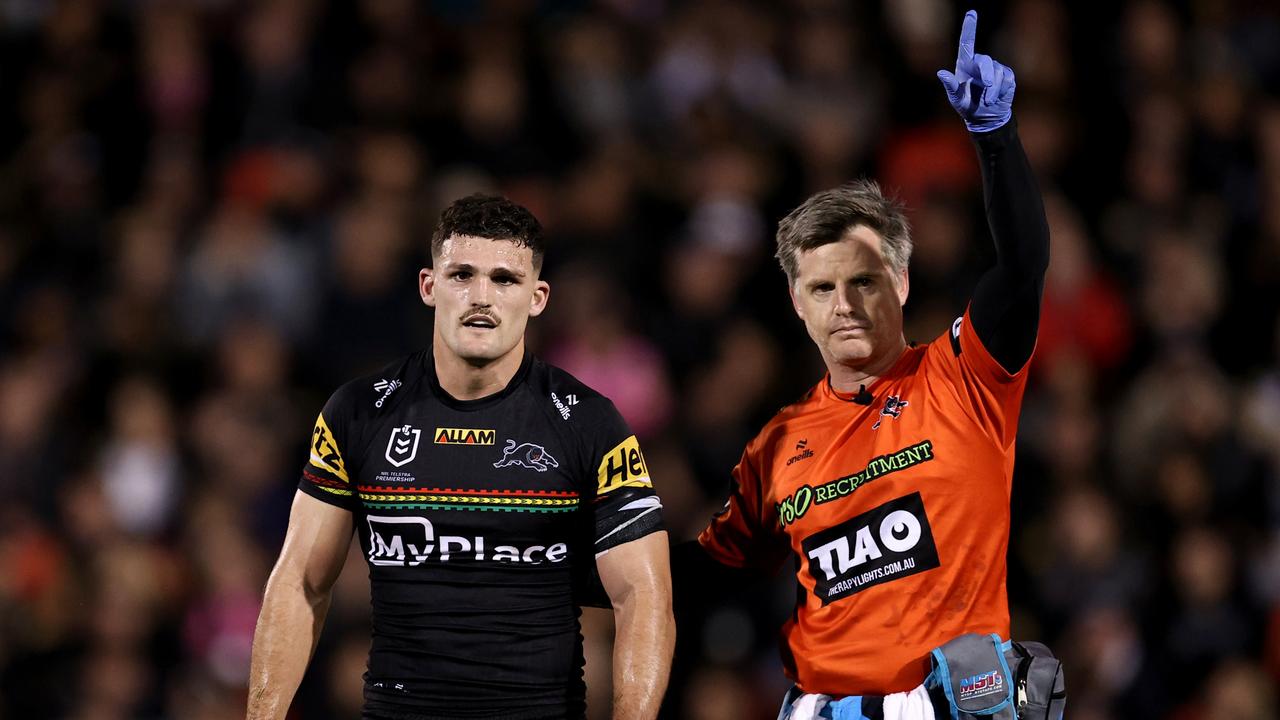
[176,201,317,346]
[1037,487,1147,627]
[1035,194,1132,379]
[98,376,182,537]
[545,261,674,439]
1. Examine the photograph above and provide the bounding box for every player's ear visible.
[895,267,910,306]
[420,267,436,307]
[528,279,550,317]
[789,283,806,320]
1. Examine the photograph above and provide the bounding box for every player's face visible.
[789,226,909,376]
[420,235,549,366]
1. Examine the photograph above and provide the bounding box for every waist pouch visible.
[925,634,1066,720]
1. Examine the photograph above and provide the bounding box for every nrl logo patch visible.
[385,425,422,467]
[493,439,559,472]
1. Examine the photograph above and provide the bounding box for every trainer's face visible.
[420,235,549,366]
[790,226,909,374]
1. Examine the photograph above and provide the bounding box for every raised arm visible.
[938,10,1050,373]
[598,531,674,720]
[246,491,354,720]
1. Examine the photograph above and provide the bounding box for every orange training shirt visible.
[698,309,1029,696]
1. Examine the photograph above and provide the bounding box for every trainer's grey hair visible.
[775,179,912,285]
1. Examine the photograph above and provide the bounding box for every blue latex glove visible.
[937,10,1015,133]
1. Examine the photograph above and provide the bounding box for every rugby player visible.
[681,11,1050,719]
[247,195,673,719]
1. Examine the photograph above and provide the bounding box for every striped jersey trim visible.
[357,486,578,497]
[356,486,580,513]
[363,501,576,513]
[304,470,350,489]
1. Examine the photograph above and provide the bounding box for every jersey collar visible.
[423,345,534,411]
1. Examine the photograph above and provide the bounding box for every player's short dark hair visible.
[431,194,545,271]
[775,179,912,285]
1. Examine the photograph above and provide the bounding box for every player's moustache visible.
[461,309,500,326]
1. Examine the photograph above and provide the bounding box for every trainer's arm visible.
[246,491,354,720]
[937,9,1050,373]
[599,531,674,720]
[967,120,1050,372]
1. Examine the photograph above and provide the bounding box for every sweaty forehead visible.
[436,234,535,271]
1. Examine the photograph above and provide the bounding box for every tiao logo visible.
[801,492,940,604]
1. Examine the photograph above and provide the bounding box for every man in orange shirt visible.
[684,11,1050,719]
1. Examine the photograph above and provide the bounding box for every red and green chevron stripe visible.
[357,486,580,513]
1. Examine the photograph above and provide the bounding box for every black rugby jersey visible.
[299,349,663,719]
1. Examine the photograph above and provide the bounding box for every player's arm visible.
[938,10,1050,373]
[246,491,353,720]
[575,398,674,718]
[598,530,674,720]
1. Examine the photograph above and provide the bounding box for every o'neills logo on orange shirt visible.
[435,428,497,445]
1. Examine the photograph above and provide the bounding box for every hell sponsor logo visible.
[801,491,940,605]
[596,435,652,494]
[366,515,568,566]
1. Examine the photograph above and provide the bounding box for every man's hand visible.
[937,10,1015,133]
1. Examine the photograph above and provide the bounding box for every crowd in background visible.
[0,0,1278,718]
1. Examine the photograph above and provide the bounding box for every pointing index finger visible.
[957,9,978,62]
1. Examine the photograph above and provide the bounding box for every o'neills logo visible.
[787,448,814,466]
[787,439,814,466]
[435,427,496,445]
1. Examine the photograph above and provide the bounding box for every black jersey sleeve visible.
[576,399,665,556]
[967,119,1051,374]
[297,383,362,511]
